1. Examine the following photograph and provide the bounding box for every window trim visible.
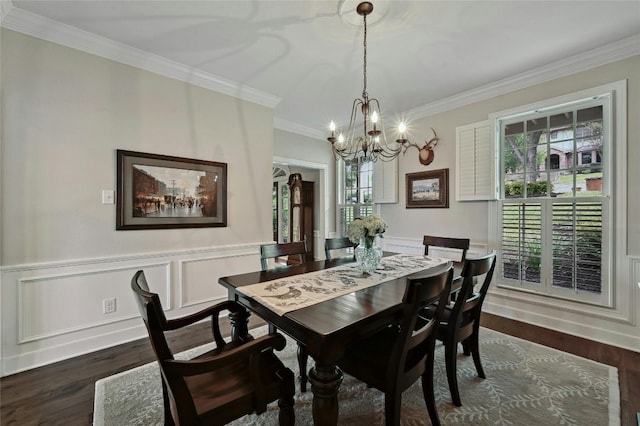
[487,80,627,315]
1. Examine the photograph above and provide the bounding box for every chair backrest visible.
[423,235,470,263]
[131,270,174,361]
[260,241,307,270]
[447,251,497,341]
[388,263,454,390]
[324,236,355,260]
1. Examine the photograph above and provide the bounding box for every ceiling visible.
[3,0,640,139]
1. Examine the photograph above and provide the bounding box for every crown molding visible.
[403,34,640,122]
[2,2,638,135]
[0,2,281,109]
[273,117,325,141]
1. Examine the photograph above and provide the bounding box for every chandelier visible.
[327,1,439,165]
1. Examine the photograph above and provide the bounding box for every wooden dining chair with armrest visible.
[259,240,309,392]
[131,270,295,425]
[336,263,454,426]
[260,241,307,270]
[419,251,497,407]
[324,236,356,260]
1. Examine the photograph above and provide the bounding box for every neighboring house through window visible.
[491,81,625,307]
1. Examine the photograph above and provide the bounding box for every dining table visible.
[218,253,450,426]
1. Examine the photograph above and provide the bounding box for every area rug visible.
[94,326,619,425]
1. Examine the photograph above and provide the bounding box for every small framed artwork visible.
[406,168,449,208]
[116,150,227,230]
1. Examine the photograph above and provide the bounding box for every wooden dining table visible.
[218,255,449,426]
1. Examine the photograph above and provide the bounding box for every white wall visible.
[381,55,640,352]
[0,29,276,375]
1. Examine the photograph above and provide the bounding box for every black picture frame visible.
[406,168,449,208]
[116,150,227,230]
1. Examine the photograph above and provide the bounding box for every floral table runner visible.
[237,254,449,316]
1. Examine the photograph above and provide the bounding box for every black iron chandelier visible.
[327,1,438,165]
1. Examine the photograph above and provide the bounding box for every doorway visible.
[273,156,328,260]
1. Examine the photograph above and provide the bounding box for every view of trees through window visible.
[499,100,606,300]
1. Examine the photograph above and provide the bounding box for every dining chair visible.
[423,235,469,273]
[324,236,356,260]
[131,270,295,425]
[419,251,497,407]
[336,263,454,426]
[259,240,309,393]
[260,241,307,270]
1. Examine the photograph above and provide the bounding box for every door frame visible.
[273,156,328,260]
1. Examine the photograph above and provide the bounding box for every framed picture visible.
[406,168,449,208]
[116,150,227,230]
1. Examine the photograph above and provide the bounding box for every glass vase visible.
[355,236,382,274]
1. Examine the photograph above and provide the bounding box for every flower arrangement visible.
[347,214,387,249]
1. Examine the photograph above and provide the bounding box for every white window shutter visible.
[373,157,398,203]
[456,120,496,201]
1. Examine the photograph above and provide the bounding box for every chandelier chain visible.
[362,12,367,100]
[327,2,438,163]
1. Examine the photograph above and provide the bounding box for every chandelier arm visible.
[349,98,364,145]
[328,2,439,165]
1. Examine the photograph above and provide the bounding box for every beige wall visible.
[1,29,275,265]
[381,55,640,352]
[0,29,278,374]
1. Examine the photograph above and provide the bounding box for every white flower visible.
[346,215,387,244]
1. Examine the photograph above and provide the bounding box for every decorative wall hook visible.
[403,128,439,166]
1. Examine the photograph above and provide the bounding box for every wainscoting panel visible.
[484,255,640,353]
[1,243,261,376]
[178,252,259,308]
[18,263,170,344]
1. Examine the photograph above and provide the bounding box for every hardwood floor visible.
[1,313,638,426]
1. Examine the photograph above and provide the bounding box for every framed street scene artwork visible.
[406,168,449,208]
[116,150,227,230]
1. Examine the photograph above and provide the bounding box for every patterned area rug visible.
[94,326,620,425]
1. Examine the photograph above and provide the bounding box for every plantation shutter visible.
[456,120,496,201]
[551,201,602,293]
[501,202,542,283]
[372,157,398,203]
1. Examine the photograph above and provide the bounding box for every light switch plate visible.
[102,190,115,204]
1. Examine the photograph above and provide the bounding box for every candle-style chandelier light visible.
[327,1,439,165]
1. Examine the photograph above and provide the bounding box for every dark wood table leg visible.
[309,362,343,426]
[228,306,251,341]
[297,343,308,392]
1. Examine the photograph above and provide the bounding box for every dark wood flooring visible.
[1,313,638,426]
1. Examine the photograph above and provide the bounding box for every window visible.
[337,157,374,236]
[495,87,615,306]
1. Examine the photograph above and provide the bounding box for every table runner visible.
[238,254,449,316]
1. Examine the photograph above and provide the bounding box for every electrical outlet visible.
[103,298,116,314]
